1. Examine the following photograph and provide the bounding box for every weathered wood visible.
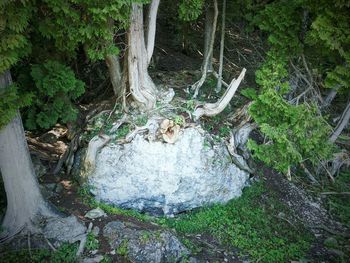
[193,68,246,120]
[128,3,157,110]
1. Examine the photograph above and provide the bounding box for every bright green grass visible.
[160,182,312,263]
[0,243,78,263]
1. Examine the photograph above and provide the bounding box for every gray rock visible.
[88,127,249,216]
[103,221,189,263]
[85,208,106,219]
[43,216,86,243]
[80,255,104,263]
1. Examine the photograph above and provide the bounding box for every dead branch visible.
[193,68,246,120]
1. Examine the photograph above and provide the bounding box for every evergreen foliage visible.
[0,0,34,74]
[245,0,349,174]
[36,0,146,60]
[23,60,85,129]
[0,84,32,129]
[248,88,332,173]
[178,0,204,21]
[0,0,34,128]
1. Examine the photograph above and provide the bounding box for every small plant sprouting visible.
[116,240,129,257]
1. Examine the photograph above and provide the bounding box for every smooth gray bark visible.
[0,71,50,239]
[330,100,350,143]
[146,0,160,65]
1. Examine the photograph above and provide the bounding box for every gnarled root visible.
[193,68,246,120]
[226,123,256,174]
[81,134,110,178]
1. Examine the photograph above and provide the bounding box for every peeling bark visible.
[193,68,246,120]
[128,3,157,110]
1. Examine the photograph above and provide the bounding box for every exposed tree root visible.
[81,135,111,179]
[193,68,246,120]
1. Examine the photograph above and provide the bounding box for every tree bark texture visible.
[216,0,226,93]
[128,3,157,110]
[0,71,50,239]
[105,54,123,98]
[192,0,218,98]
[203,2,214,72]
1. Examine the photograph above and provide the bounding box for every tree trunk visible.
[321,87,339,109]
[0,71,51,239]
[216,0,226,93]
[105,54,123,98]
[203,2,214,72]
[192,0,218,98]
[329,100,350,143]
[128,3,157,110]
[146,0,160,66]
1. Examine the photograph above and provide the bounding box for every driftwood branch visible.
[193,68,246,120]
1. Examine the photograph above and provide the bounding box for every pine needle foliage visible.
[0,84,32,129]
[36,0,147,60]
[24,60,85,130]
[0,0,34,74]
[245,0,342,174]
[178,0,205,21]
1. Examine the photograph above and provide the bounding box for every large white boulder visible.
[88,127,249,216]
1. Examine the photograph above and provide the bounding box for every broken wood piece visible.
[159,119,181,144]
[193,68,246,120]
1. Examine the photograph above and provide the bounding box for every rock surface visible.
[88,127,249,216]
[84,208,107,219]
[43,216,86,244]
[103,221,191,263]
